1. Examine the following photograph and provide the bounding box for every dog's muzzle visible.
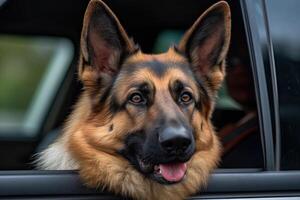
[153,126,192,182]
[120,125,195,184]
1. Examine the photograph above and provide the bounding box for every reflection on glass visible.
[266,0,300,169]
[0,36,73,136]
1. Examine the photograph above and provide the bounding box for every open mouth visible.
[120,130,195,184]
[138,158,187,184]
[154,162,187,183]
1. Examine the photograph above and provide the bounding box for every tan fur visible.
[37,51,222,199]
[66,91,221,200]
[37,1,230,199]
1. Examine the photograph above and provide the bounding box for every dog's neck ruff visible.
[35,139,79,170]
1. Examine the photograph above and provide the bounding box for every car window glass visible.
[0,35,73,138]
[266,0,300,169]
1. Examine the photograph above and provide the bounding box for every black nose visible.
[159,126,192,154]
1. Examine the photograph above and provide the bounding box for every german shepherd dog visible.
[37,0,231,199]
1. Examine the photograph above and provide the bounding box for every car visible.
[0,0,299,199]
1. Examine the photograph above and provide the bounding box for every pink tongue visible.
[159,163,187,182]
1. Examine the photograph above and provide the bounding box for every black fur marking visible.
[99,82,113,105]
[118,131,147,172]
[109,124,114,132]
[172,80,185,98]
[140,83,152,107]
[109,76,127,113]
[128,82,151,96]
[170,80,190,107]
[93,76,118,114]
[170,79,206,111]
[195,77,211,110]
[110,94,124,113]
[118,45,140,67]
[122,60,191,77]
[108,81,153,114]
[134,82,153,107]
[195,100,203,111]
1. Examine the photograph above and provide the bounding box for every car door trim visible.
[0,171,300,197]
[240,0,275,171]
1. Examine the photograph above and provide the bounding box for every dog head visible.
[69,0,230,199]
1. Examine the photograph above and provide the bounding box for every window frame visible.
[0,170,300,199]
[261,0,281,171]
[240,0,275,171]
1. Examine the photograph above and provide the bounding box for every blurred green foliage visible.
[0,36,56,114]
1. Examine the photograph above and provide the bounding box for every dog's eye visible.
[180,92,193,104]
[129,93,145,105]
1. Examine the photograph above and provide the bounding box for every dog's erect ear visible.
[179,1,231,92]
[79,0,135,85]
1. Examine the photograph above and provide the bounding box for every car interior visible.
[0,0,263,171]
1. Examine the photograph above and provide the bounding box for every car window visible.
[0,35,73,138]
[266,0,300,170]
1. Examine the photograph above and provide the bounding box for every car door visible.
[0,0,300,199]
